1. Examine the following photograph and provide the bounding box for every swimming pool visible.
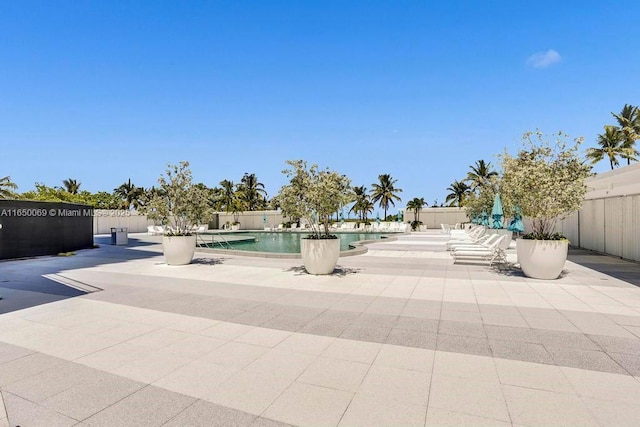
[197,231,390,254]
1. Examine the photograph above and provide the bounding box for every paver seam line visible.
[73,383,156,423]
[2,390,84,424]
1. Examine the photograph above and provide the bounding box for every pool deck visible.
[1,231,640,426]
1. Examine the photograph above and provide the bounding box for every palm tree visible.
[585,126,629,170]
[62,178,81,194]
[219,179,239,215]
[350,186,373,222]
[371,174,403,220]
[0,176,18,198]
[466,160,498,190]
[406,197,427,223]
[612,104,640,165]
[237,173,267,211]
[114,179,144,210]
[445,180,470,207]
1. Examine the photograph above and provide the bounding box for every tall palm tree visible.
[371,174,403,220]
[406,197,427,223]
[585,126,629,170]
[62,178,81,194]
[219,179,239,214]
[237,173,267,211]
[114,179,144,210]
[612,104,640,165]
[350,186,373,222]
[445,180,470,207]
[0,176,18,198]
[466,160,498,190]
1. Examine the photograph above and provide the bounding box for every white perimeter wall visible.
[403,207,469,229]
[553,163,640,262]
[93,210,153,234]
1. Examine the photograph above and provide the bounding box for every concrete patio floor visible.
[1,231,640,426]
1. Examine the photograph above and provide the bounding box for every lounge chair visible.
[451,235,507,265]
[448,233,500,251]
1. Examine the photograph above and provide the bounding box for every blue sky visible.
[2,1,639,212]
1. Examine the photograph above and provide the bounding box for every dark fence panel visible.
[0,200,93,260]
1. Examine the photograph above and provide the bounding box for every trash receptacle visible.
[110,227,128,245]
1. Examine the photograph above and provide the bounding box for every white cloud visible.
[526,49,561,68]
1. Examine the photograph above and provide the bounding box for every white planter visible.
[517,238,568,280]
[231,224,240,231]
[162,235,197,266]
[301,238,340,275]
[489,229,513,250]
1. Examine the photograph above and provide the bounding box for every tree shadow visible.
[284,265,361,277]
[191,257,226,266]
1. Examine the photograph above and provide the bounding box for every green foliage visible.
[371,174,402,219]
[500,131,592,238]
[276,160,352,238]
[62,178,81,194]
[410,220,423,231]
[465,160,498,191]
[350,185,374,223]
[445,180,470,207]
[17,183,120,207]
[406,197,427,223]
[140,161,213,236]
[464,176,514,225]
[521,232,567,241]
[0,176,18,199]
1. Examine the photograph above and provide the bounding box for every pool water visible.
[198,232,388,253]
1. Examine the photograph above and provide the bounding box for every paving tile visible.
[427,374,510,422]
[494,358,574,393]
[560,366,640,404]
[111,351,193,384]
[263,382,353,427]
[480,313,529,328]
[0,353,66,387]
[298,319,349,337]
[260,314,313,332]
[606,352,640,376]
[297,356,370,392]
[340,325,391,343]
[438,320,486,338]
[166,316,220,333]
[200,322,257,340]
[534,329,601,351]
[489,339,554,364]
[588,334,640,355]
[40,371,144,421]
[243,349,316,381]
[483,325,539,343]
[393,317,439,332]
[0,342,34,364]
[322,338,382,364]
[152,360,239,398]
[250,417,295,427]
[155,335,228,359]
[230,310,280,327]
[373,344,434,372]
[124,328,193,350]
[3,392,77,427]
[209,371,294,415]
[83,385,196,426]
[4,361,99,402]
[75,342,151,371]
[440,310,482,324]
[358,364,431,407]
[582,397,640,427]
[235,328,292,348]
[545,346,628,374]
[198,341,269,369]
[339,393,426,426]
[385,329,437,349]
[502,385,598,426]
[436,334,492,357]
[163,399,257,426]
[433,351,499,382]
[425,407,511,426]
[273,332,336,356]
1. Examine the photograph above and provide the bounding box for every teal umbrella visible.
[262,213,267,224]
[397,210,403,222]
[507,206,525,233]
[376,212,381,224]
[480,211,490,226]
[491,193,504,229]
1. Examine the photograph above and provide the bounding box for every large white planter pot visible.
[489,229,513,250]
[162,235,197,266]
[231,224,240,231]
[517,238,568,280]
[301,238,340,275]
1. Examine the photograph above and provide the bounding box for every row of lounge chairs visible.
[147,225,207,235]
[447,225,507,265]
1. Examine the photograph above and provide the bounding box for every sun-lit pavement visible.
[2,231,640,426]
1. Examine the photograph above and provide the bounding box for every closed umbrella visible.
[480,211,490,226]
[507,206,525,233]
[491,193,504,229]
[397,210,403,223]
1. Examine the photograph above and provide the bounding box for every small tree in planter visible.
[500,131,592,279]
[276,160,352,274]
[143,161,212,265]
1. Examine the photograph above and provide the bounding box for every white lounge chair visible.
[451,235,507,265]
[448,233,500,251]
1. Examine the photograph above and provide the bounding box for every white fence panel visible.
[603,198,624,257]
[579,199,605,253]
[622,195,640,261]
